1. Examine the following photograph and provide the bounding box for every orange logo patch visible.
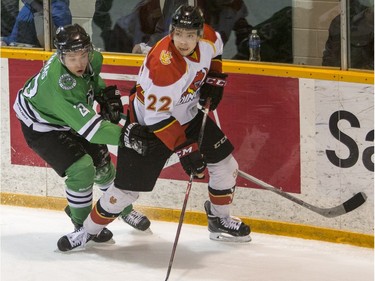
[160,50,172,65]
[109,196,117,204]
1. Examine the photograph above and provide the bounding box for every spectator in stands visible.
[105,0,252,57]
[106,0,168,53]
[322,0,374,69]
[198,0,251,50]
[233,6,293,62]
[1,0,19,39]
[91,0,114,51]
[1,0,72,47]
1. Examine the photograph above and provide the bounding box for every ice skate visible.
[204,200,251,242]
[64,205,113,243]
[120,208,151,231]
[57,227,94,252]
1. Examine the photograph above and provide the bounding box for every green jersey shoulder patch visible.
[58,74,77,90]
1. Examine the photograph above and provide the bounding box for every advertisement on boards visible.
[8,60,301,193]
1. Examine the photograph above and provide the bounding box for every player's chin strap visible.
[164,97,211,281]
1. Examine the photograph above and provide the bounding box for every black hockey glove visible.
[175,140,206,178]
[96,85,123,124]
[199,72,228,111]
[121,122,157,156]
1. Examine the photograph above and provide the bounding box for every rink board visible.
[8,60,301,193]
[1,57,373,235]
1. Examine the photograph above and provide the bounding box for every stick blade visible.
[319,192,367,218]
[343,192,367,213]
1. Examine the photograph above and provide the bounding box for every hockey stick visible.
[118,116,366,219]
[165,98,211,281]
[238,170,367,218]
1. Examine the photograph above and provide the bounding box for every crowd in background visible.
[1,0,373,69]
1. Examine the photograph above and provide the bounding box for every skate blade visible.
[93,238,116,245]
[131,227,153,235]
[144,228,153,234]
[56,237,117,253]
[55,241,93,253]
[55,247,87,253]
[209,232,252,243]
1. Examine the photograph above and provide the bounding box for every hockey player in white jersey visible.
[57,5,251,252]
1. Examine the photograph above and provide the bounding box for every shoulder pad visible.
[90,50,103,74]
[146,37,186,87]
[202,24,219,44]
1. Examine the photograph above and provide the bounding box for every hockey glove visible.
[96,85,123,124]
[199,72,228,111]
[121,122,157,156]
[175,140,206,178]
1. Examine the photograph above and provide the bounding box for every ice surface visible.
[0,205,373,281]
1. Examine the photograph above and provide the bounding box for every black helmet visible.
[170,5,204,35]
[54,24,92,54]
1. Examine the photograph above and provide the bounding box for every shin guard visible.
[85,186,139,235]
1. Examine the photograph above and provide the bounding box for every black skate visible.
[204,200,251,242]
[57,227,94,252]
[64,205,113,243]
[120,209,151,231]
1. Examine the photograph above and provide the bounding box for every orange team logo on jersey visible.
[109,196,117,204]
[160,50,172,65]
[177,69,208,105]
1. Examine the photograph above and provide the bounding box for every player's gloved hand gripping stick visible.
[96,85,123,124]
[175,140,206,179]
[199,72,227,111]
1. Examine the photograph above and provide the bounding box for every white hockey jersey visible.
[131,24,224,151]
